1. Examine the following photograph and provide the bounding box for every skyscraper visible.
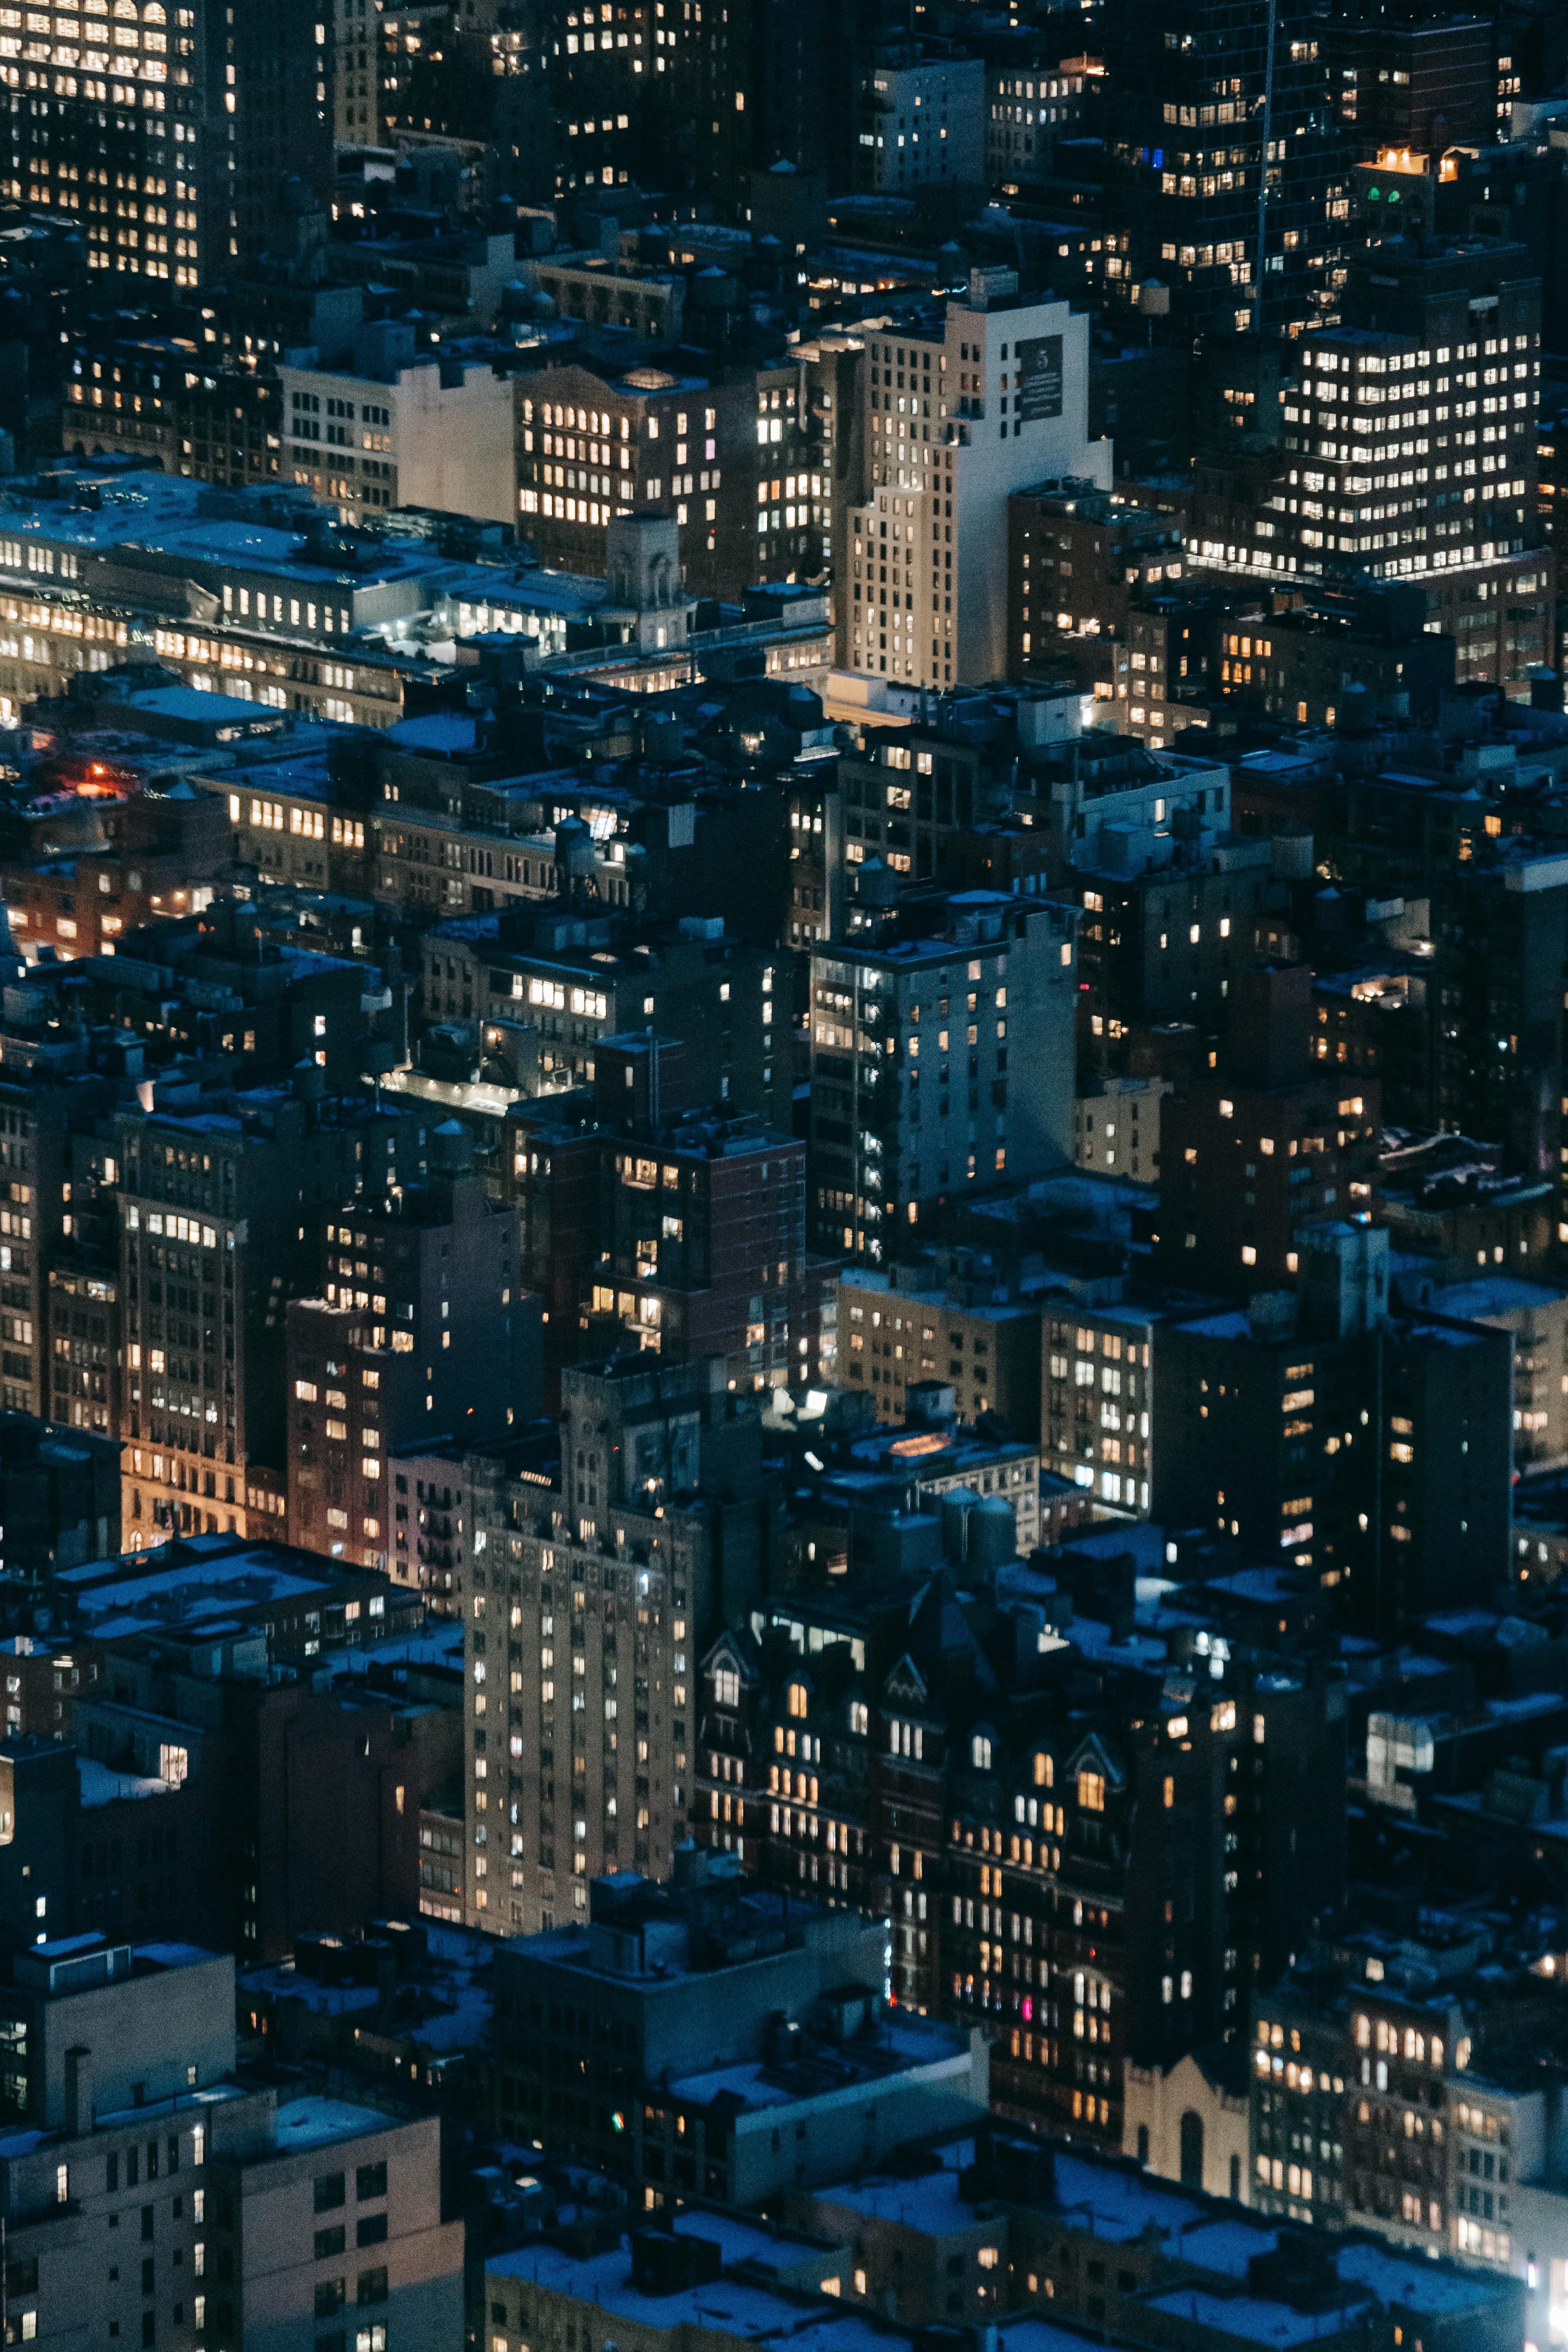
[2,0,330,289]
[1100,0,1345,335]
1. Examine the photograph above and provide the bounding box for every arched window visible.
[788,1682,808,1719]
[972,1734,991,1771]
[1180,2109,1204,2191]
[1033,1751,1053,1788]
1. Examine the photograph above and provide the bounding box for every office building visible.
[840,269,1112,690]
[0,0,330,289]
[1100,0,1344,335]
[517,348,839,603]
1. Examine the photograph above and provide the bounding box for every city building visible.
[113,1076,423,1548]
[1159,964,1383,1296]
[0,0,330,288]
[1073,1078,1169,1184]
[837,1250,1045,1432]
[463,1354,780,1935]
[285,1130,542,1568]
[840,270,1113,690]
[277,339,518,525]
[0,1931,463,2351]
[856,52,985,195]
[1151,1222,1516,1622]
[489,1856,988,2196]
[807,885,1079,1265]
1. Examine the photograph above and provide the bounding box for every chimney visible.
[64,2045,93,2138]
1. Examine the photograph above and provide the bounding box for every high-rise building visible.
[1151,1221,1515,1623]
[1100,0,1344,336]
[284,1131,541,1571]
[808,883,1079,1266]
[1160,964,1384,1296]
[113,1076,420,1549]
[1188,241,1553,699]
[463,1354,777,1935]
[839,269,1112,690]
[2,0,330,289]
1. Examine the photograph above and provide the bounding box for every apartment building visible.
[112,1077,421,1548]
[284,1139,541,1571]
[0,1933,462,2351]
[1041,1296,1163,1513]
[808,886,1078,1265]
[463,1356,776,1935]
[838,1253,1044,1431]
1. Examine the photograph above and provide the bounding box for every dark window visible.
[4,2259,37,2297]
[142,2316,155,2349]
[141,2258,154,2292]
[314,2173,347,2214]
[356,2215,388,2249]
[356,2161,387,2201]
[1180,2109,1204,2191]
[105,2155,120,2193]
[315,2227,347,2259]
[141,2208,154,2243]
[356,2267,388,2306]
[314,2279,346,2318]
